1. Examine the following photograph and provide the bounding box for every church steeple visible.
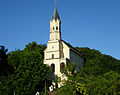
[51,7,60,21]
[49,7,61,41]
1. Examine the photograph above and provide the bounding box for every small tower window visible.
[51,64,55,73]
[56,27,58,30]
[53,27,55,30]
[52,54,54,59]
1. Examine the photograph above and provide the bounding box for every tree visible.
[75,47,120,75]
[0,42,51,95]
[0,45,8,75]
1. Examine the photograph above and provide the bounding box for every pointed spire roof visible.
[52,7,60,21]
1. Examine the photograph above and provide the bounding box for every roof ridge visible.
[61,40,84,58]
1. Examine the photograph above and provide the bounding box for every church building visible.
[44,7,84,87]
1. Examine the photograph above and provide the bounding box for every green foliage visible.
[0,45,8,72]
[62,62,77,77]
[57,47,120,95]
[0,42,50,95]
[1,44,120,95]
[73,83,88,95]
[0,45,12,76]
[57,81,74,95]
[76,47,120,75]
[84,71,120,95]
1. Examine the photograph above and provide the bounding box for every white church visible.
[44,7,84,87]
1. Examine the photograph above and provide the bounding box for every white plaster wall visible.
[50,19,61,32]
[44,59,60,75]
[62,41,70,59]
[44,58,67,76]
[50,19,61,41]
[47,41,60,51]
[44,40,61,60]
[46,52,60,59]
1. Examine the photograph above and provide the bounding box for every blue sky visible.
[0,0,120,60]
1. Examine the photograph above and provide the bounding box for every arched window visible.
[60,62,65,72]
[51,64,55,73]
[56,26,58,30]
[52,54,54,59]
[53,27,55,30]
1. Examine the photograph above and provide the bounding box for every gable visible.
[61,40,84,58]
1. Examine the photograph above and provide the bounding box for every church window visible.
[51,64,55,73]
[53,27,55,30]
[60,62,65,72]
[52,54,54,59]
[56,26,58,30]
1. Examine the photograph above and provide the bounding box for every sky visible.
[0,0,120,60]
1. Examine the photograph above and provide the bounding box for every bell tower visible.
[50,7,61,41]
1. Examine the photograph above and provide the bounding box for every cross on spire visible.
[55,0,56,8]
[51,6,60,21]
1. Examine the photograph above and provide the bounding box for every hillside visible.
[76,47,120,75]
[57,47,120,95]
[0,42,120,95]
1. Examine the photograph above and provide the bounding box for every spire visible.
[52,7,60,21]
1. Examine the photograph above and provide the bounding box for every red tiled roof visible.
[48,91,56,95]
